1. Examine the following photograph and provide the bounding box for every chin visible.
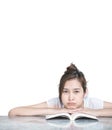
[66,106,77,109]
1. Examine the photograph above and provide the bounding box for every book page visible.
[71,113,98,120]
[46,112,98,121]
[46,113,71,120]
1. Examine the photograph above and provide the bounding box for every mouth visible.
[67,102,76,106]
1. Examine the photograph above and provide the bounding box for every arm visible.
[82,101,112,117]
[8,102,73,117]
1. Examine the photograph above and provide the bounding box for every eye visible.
[74,90,80,93]
[62,90,69,93]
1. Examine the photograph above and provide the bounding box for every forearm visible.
[8,107,67,117]
[83,108,112,117]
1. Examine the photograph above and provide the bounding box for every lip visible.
[67,102,76,106]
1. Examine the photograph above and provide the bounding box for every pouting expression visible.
[61,79,87,109]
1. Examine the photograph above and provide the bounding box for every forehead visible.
[64,79,82,89]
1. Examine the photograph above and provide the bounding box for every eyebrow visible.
[63,88,81,90]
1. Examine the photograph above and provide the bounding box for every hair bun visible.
[65,63,79,74]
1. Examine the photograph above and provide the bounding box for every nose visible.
[68,92,74,101]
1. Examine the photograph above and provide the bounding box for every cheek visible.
[61,94,68,103]
[77,95,84,100]
[76,95,84,104]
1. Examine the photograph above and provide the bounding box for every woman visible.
[8,63,112,117]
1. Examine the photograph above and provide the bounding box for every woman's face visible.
[61,79,86,109]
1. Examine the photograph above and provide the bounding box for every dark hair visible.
[59,63,87,102]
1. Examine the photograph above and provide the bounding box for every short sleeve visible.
[84,97,104,109]
[47,97,63,108]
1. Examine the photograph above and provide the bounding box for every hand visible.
[68,108,83,114]
[60,107,83,114]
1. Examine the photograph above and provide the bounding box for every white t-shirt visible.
[47,97,104,109]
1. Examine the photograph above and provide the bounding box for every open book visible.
[46,112,98,121]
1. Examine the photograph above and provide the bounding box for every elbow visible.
[8,109,17,117]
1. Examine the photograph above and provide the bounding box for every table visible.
[0,116,112,130]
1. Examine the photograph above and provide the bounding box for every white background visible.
[0,0,112,115]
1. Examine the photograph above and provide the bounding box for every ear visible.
[84,88,88,97]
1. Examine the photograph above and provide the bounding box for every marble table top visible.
[0,116,112,130]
